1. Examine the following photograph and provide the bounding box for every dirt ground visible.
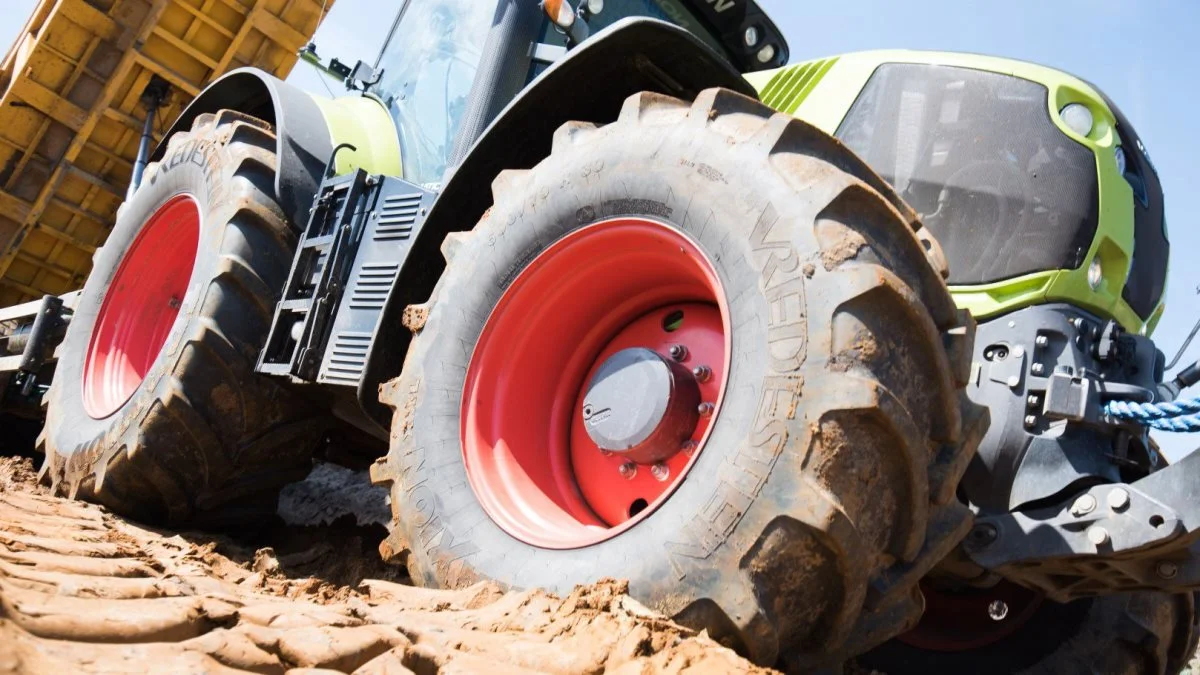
[0,455,771,675]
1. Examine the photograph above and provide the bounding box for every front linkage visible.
[954,302,1200,602]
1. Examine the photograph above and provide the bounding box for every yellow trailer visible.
[0,0,331,307]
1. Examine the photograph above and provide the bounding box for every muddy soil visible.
[0,456,771,674]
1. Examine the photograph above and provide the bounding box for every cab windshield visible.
[372,0,728,187]
[372,0,494,186]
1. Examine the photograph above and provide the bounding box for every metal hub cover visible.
[581,347,700,464]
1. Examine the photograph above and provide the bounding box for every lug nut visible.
[968,523,998,547]
[1156,561,1179,580]
[692,365,712,382]
[681,440,698,455]
[1031,363,1045,375]
[669,344,688,361]
[1071,493,1097,516]
[1087,526,1110,546]
[1027,394,1040,408]
[618,462,637,480]
[698,402,715,417]
[1035,335,1049,347]
[988,600,1009,621]
[1107,488,1131,511]
[1024,415,1037,428]
[651,463,670,481]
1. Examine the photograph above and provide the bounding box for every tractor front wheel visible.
[372,88,985,667]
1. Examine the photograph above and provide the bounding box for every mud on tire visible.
[39,110,324,526]
[372,89,986,667]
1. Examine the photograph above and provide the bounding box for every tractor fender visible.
[357,17,758,424]
[151,69,402,230]
[152,69,331,230]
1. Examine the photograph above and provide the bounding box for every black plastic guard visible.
[149,69,332,231]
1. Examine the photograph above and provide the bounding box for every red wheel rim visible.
[898,580,1043,651]
[83,195,200,418]
[461,217,730,549]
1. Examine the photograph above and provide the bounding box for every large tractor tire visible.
[39,110,323,526]
[372,89,984,667]
[862,587,1198,674]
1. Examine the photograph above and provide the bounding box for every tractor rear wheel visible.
[861,588,1198,674]
[39,110,324,526]
[372,88,985,667]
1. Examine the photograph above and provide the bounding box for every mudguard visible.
[150,69,333,231]
[357,17,758,425]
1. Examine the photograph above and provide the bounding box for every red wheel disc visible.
[461,217,729,549]
[83,195,200,419]
[898,580,1043,652]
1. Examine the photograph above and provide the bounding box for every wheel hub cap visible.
[581,347,700,464]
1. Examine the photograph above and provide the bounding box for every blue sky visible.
[1,0,1195,456]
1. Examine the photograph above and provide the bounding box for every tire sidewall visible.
[45,133,240,473]
[394,120,836,610]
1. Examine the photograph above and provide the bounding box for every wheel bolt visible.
[692,365,712,382]
[618,462,636,479]
[698,402,715,417]
[1027,394,1040,408]
[1087,526,1110,546]
[651,463,669,481]
[1031,363,1045,375]
[669,344,688,361]
[1024,415,1037,428]
[988,600,1009,621]
[1107,488,1130,511]
[1035,335,1049,347]
[682,440,698,455]
[1070,493,1096,516]
[1157,561,1179,580]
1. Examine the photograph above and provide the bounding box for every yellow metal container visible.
[0,0,332,307]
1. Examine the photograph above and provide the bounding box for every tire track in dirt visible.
[0,457,771,674]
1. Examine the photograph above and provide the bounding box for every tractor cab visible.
[367,0,788,185]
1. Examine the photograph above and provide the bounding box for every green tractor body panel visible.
[749,50,1167,335]
[312,94,404,178]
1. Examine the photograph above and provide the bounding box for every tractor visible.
[13,0,1199,671]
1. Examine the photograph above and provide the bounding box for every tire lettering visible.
[597,198,672,220]
[418,514,481,585]
[400,444,480,585]
[665,375,802,578]
[158,139,217,182]
[750,203,807,372]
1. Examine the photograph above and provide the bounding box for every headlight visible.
[744,26,759,47]
[1088,256,1103,290]
[1060,103,1094,137]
